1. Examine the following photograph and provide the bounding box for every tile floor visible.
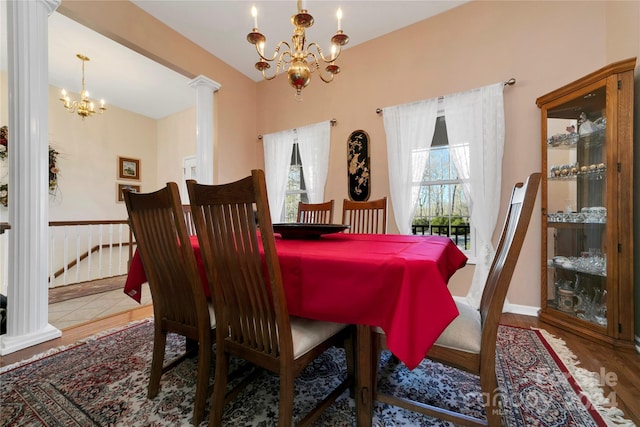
[48,283,152,330]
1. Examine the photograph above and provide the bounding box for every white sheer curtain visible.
[296,121,331,203]
[263,121,332,220]
[383,99,439,235]
[263,129,295,221]
[444,82,505,308]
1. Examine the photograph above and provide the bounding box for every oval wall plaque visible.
[347,130,370,201]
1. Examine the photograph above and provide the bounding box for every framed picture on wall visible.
[118,156,140,180]
[117,183,141,202]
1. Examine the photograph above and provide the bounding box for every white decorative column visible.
[188,75,221,185]
[0,0,61,355]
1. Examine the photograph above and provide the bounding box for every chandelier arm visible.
[307,42,341,63]
[260,54,290,81]
[258,41,291,62]
[305,52,320,74]
[261,70,279,81]
[307,54,340,83]
[318,69,336,83]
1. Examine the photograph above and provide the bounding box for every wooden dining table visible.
[124,231,467,426]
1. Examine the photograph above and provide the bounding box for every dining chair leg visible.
[148,328,167,398]
[278,373,295,426]
[344,327,356,398]
[192,341,211,426]
[209,349,229,427]
[481,374,502,427]
[186,337,198,356]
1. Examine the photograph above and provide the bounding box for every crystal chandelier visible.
[59,54,106,120]
[247,1,349,101]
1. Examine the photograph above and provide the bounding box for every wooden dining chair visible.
[372,172,541,427]
[296,200,335,224]
[341,197,387,234]
[123,182,215,426]
[186,170,354,427]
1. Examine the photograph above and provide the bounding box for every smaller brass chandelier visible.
[247,0,349,101]
[59,54,106,120]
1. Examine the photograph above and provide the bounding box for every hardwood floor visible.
[1,309,638,424]
[0,304,153,368]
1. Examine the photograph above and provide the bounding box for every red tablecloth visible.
[124,233,467,370]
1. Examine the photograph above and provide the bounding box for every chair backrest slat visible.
[296,200,335,224]
[342,197,387,234]
[182,204,197,235]
[187,170,293,359]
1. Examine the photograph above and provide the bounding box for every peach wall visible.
[156,107,196,202]
[606,0,640,63]
[51,0,640,310]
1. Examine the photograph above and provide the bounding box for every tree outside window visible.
[412,117,473,253]
[283,143,309,222]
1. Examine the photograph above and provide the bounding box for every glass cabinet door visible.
[545,83,608,329]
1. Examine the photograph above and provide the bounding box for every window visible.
[283,142,309,222]
[412,117,474,255]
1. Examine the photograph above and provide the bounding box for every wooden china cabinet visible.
[537,58,636,350]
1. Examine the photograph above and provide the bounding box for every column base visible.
[0,324,61,355]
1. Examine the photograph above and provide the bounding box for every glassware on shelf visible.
[591,289,607,326]
[564,199,575,214]
[547,132,579,146]
[582,207,606,223]
[577,287,608,326]
[549,251,606,276]
[548,161,605,180]
[547,207,606,224]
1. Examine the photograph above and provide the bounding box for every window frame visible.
[282,142,309,222]
[413,117,477,261]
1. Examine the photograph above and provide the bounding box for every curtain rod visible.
[375,78,517,114]
[257,118,337,140]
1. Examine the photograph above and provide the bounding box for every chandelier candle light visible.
[60,54,106,120]
[247,0,348,101]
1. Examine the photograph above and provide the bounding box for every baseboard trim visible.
[503,302,540,317]
[452,296,540,318]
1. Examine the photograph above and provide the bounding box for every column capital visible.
[189,75,221,92]
[40,0,62,15]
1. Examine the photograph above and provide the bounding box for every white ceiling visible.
[130,1,468,82]
[8,1,469,119]
[48,12,195,120]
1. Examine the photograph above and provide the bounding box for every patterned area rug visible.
[1,321,633,426]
